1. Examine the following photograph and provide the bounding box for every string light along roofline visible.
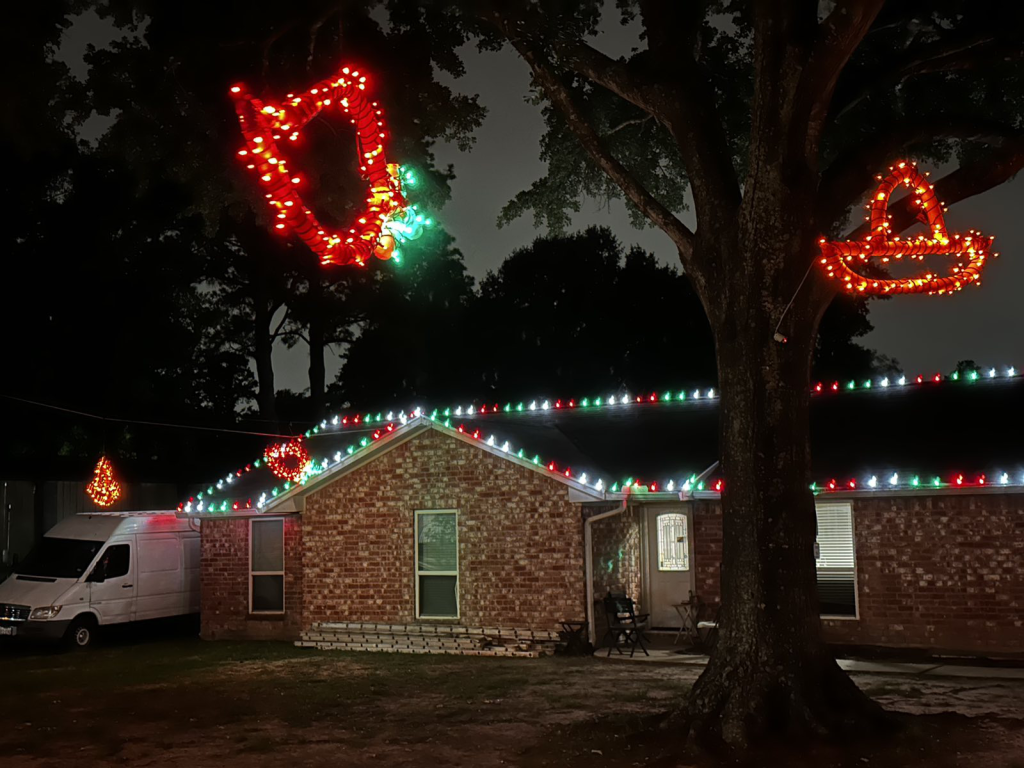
[178,374,1024,517]
[269,363,1017,439]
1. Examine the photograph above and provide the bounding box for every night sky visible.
[61,11,1024,394]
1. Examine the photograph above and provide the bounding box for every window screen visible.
[815,502,856,617]
[657,513,689,571]
[416,511,458,618]
[251,519,284,613]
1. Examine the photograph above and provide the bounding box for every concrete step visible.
[312,621,561,643]
[295,639,542,658]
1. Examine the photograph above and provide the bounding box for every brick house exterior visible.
[188,376,1024,658]
[200,427,587,642]
[663,495,1023,657]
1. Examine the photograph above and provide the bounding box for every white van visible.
[0,512,199,648]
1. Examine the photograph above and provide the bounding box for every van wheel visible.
[65,615,98,650]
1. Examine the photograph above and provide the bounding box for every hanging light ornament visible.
[230,65,430,267]
[86,456,122,508]
[819,161,995,295]
[263,439,312,483]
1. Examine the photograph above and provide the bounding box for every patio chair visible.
[694,598,720,652]
[601,592,650,657]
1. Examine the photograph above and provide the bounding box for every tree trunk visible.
[684,228,889,747]
[307,294,326,420]
[253,299,278,425]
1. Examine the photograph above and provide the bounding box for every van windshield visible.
[14,538,104,579]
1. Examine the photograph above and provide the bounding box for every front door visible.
[645,507,693,628]
[87,538,136,624]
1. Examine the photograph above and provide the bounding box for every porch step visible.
[296,621,559,658]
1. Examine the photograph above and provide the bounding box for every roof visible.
[180,366,1024,515]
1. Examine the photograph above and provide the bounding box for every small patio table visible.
[672,601,697,645]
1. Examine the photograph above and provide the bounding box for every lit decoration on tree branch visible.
[263,439,312,482]
[86,456,122,508]
[819,161,995,295]
[231,65,430,267]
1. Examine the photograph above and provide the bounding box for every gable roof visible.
[180,367,1024,516]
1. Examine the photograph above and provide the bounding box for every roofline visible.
[609,484,1024,504]
[183,415,608,518]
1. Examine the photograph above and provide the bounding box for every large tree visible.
[405,0,1024,747]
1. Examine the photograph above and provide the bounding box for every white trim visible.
[414,509,459,620]
[249,517,285,615]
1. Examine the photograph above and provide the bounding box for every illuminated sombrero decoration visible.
[819,161,995,295]
[231,65,430,267]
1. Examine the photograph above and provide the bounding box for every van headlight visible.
[29,606,62,620]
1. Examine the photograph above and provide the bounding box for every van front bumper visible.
[1,619,70,642]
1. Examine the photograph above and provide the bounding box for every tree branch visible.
[269,306,290,340]
[551,39,657,113]
[819,120,1023,230]
[507,37,696,261]
[844,138,1024,239]
[795,0,886,154]
[833,32,1023,120]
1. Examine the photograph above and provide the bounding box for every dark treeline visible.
[2,3,892,478]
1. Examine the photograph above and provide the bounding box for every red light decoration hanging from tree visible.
[819,161,994,295]
[264,439,312,483]
[231,65,415,267]
[86,456,122,508]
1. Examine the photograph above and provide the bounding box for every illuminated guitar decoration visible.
[819,161,994,295]
[231,65,430,267]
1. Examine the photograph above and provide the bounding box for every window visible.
[250,519,285,613]
[416,511,458,618]
[815,502,856,617]
[90,544,130,580]
[656,513,689,571]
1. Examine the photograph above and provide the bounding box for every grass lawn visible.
[2,634,1023,767]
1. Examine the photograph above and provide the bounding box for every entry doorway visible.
[643,506,693,629]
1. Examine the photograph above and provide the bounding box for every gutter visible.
[679,460,720,501]
[584,496,629,645]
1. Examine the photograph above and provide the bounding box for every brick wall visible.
[590,505,644,608]
[691,500,722,605]
[301,429,586,632]
[200,515,303,640]
[685,494,1024,656]
[823,493,1024,655]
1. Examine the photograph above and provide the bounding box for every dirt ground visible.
[2,636,1023,767]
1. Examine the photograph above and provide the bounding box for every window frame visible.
[249,517,286,615]
[814,501,859,620]
[414,509,459,620]
[655,512,690,572]
[90,542,131,581]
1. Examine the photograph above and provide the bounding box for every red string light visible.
[263,439,312,482]
[86,456,122,508]
[231,66,408,267]
[820,161,994,295]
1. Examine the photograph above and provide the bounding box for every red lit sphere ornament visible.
[264,439,312,482]
[819,161,994,295]
[231,65,419,267]
[86,456,123,508]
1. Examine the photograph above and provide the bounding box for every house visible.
[182,369,1024,657]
